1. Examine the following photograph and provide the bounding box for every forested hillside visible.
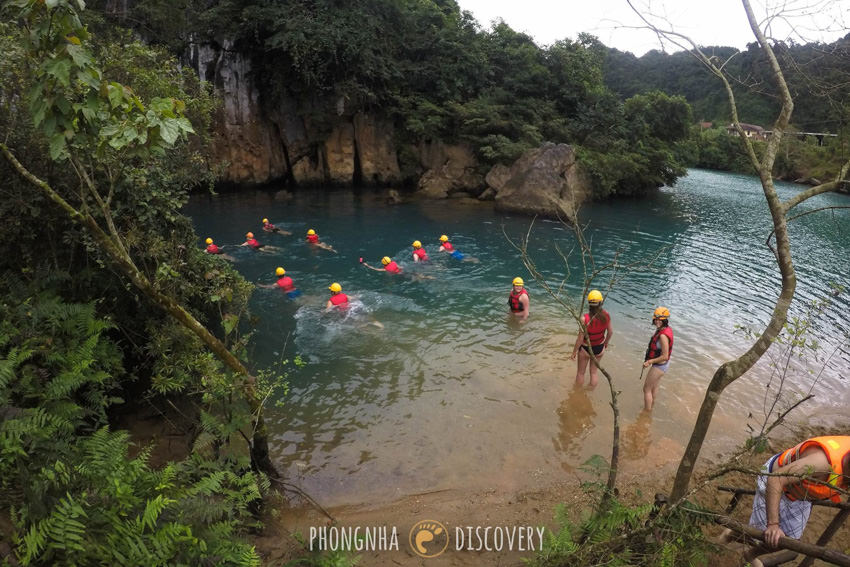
[84,0,691,197]
[604,36,850,133]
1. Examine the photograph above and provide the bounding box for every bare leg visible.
[588,351,603,388]
[643,366,664,411]
[575,348,590,386]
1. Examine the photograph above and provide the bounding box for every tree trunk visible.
[1,143,276,475]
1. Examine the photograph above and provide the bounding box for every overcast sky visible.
[456,0,850,55]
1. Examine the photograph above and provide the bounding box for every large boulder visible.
[416,142,483,198]
[492,143,589,220]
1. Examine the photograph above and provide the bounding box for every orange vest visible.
[776,436,850,502]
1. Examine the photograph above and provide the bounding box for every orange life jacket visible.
[776,436,850,502]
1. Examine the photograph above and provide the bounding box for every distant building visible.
[726,123,768,140]
[699,121,713,129]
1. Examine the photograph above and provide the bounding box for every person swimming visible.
[325,282,349,310]
[305,229,337,253]
[202,237,235,260]
[362,256,402,273]
[412,240,429,262]
[262,217,292,235]
[240,232,280,253]
[257,267,301,298]
[438,234,464,259]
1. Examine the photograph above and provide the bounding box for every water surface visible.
[184,169,850,505]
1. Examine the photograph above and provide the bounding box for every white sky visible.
[456,0,850,55]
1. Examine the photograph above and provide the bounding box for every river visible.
[183,168,850,506]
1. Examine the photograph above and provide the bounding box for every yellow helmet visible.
[262,218,269,224]
[205,237,213,245]
[412,240,422,248]
[329,282,342,293]
[246,232,254,239]
[439,235,448,242]
[512,277,524,286]
[275,267,285,276]
[653,306,670,320]
[587,290,604,304]
[307,229,316,236]
[381,256,391,265]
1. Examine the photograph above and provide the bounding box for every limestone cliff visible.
[189,41,401,187]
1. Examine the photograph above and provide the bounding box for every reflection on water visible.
[555,386,598,473]
[183,169,850,506]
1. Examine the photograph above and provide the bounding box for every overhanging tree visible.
[1,0,276,474]
[626,0,850,503]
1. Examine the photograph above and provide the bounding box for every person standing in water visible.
[508,277,529,319]
[570,290,613,388]
[325,282,349,310]
[411,240,428,262]
[642,306,672,411]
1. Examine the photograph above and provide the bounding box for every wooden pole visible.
[716,516,850,567]
[798,508,850,567]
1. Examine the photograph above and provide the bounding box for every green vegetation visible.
[528,458,713,567]
[0,1,292,563]
[86,0,691,197]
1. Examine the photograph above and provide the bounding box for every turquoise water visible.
[184,169,850,505]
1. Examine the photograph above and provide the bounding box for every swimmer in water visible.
[262,218,292,235]
[202,237,235,260]
[411,240,428,262]
[325,282,383,328]
[258,267,301,298]
[241,232,280,252]
[438,234,478,262]
[362,256,402,273]
[305,229,337,253]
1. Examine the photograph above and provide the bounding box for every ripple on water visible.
[184,171,850,506]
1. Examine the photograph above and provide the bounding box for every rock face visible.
[492,143,589,220]
[415,142,483,198]
[188,42,401,186]
[189,41,287,185]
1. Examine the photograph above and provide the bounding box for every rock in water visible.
[493,143,589,221]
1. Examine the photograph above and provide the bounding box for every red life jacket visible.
[206,244,220,254]
[508,288,528,312]
[276,276,294,290]
[246,238,260,248]
[330,293,349,306]
[385,261,400,273]
[776,436,850,502]
[442,242,454,251]
[582,311,610,346]
[264,222,276,230]
[645,326,673,361]
[307,234,319,243]
[413,248,428,261]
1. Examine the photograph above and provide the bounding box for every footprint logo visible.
[408,520,449,558]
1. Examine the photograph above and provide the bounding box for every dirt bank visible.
[254,424,850,566]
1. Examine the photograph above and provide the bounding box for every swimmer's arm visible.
[362,263,384,272]
[603,317,613,349]
[256,283,276,289]
[520,294,529,315]
[324,300,333,311]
